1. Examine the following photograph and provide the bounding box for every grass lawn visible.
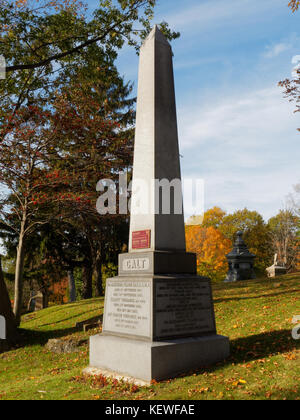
[0,274,299,400]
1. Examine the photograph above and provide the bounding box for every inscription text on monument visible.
[122,257,150,272]
[104,279,151,339]
[155,279,215,339]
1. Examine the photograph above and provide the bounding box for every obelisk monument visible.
[128,25,185,253]
[88,27,230,383]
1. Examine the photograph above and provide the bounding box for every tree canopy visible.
[0,0,180,322]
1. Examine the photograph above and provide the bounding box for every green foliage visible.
[197,262,226,283]
[202,207,226,229]
[268,210,298,235]
[74,266,83,300]
[101,262,118,291]
[0,0,179,116]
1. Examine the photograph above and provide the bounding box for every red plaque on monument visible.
[132,230,151,250]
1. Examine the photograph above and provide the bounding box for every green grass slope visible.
[0,274,299,400]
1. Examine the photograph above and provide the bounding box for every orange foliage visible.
[49,277,68,304]
[202,207,226,228]
[289,0,300,12]
[15,0,28,8]
[186,225,232,281]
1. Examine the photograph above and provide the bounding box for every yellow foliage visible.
[185,225,232,281]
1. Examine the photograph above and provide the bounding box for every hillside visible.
[0,274,299,400]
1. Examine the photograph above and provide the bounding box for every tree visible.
[0,0,179,320]
[2,0,179,74]
[279,69,300,132]
[49,62,134,298]
[0,0,179,122]
[202,207,226,229]
[186,207,226,228]
[289,1,300,12]
[185,225,232,282]
[22,223,83,305]
[0,106,67,323]
[268,209,299,271]
[0,54,135,319]
[289,183,300,218]
[0,34,138,317]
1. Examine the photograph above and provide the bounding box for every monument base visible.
[88,334,230,383]
[119,251,197,276]
[225,268,256,283]
[266,265,287,278]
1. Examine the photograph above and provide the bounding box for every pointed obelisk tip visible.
[143,25,170,47]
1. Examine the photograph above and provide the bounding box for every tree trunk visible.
[13,226,26,326]
[0,256,17,347]
[67,268,76,303]
[82,262,93,300]
[95,258,103,297]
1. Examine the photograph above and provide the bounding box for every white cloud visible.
[264,42,292,59]
[178,85,300,221]
[166,0,284,31]
[179,86,296,150]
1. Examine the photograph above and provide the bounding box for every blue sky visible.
[90,0,300,221]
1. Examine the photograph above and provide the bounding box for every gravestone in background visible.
[225,231,256,282]
[266,254,287,278]
[87,27,230,383]
[34,291,48,311]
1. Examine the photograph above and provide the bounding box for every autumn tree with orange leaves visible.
[0,0,179,326]
[0,104,97,322]
[0,106,67,323]
[186,225,232,282]
[0,72,134,322]
[186,207,231,282]
[48,64,134,299]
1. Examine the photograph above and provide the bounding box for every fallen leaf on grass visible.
[188,387,209,396]
[239,379,247,384]
[265,392,272,398]
[283,353,297,361]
